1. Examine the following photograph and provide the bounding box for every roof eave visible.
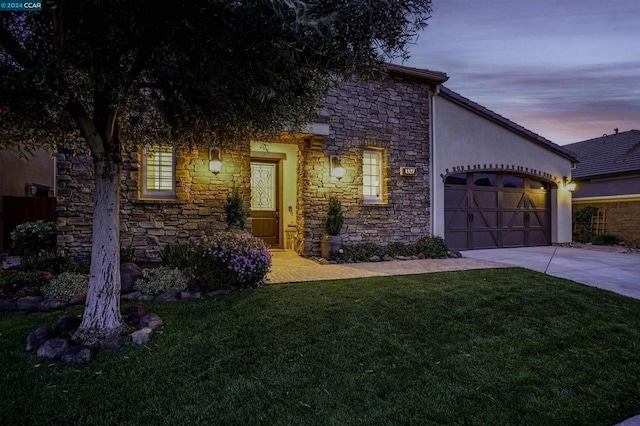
[385,63,449,85]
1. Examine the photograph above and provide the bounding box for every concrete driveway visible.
[462,246,640,300]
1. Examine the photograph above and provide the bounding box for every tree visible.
[0,0,432,345]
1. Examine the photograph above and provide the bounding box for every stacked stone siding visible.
[573,200,640,246]
[58,144,251,262]
[298,75,432,255]
[57,74,433,260]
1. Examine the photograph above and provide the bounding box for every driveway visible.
[462,246,640,300]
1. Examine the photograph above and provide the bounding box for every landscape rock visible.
[17,296,44,312]
[155,290,180,303]
[120,263,143,294]
[139,313,163,331]
[207,288,234,297]
[38,297,69,312]
[61,346,92,364]
[121,291,142,301]
[37,338,69,360]
[123,305,146,325]
[382,254,394,262]
[0,299,17,312]
[26,326,50,352]
[180,291,202,300]
[369,255,381,262]
[100,335,126,351]
[448,250,463,259]
[416,253,426,259]
[131,327,153,345]
[51,316,81,337]
[69,293,87,306]
[395,256,409,261]
[33,271,54,282]
[138,294,154,302]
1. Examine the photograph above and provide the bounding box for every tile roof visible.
[564,130,640,179]
[438,86,578,162]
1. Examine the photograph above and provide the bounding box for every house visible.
[54,64,578,261]
[564,130,640,245]
[0,148,57,251]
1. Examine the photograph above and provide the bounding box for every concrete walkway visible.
[266,250,505,284]
[462,245,640,300]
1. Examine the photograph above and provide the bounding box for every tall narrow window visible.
[363,149,383,202]
[141,146,175,199]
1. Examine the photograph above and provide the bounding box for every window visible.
[363,149,383,202]
[141,146,175,199]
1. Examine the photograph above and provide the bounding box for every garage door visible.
[445,172,551,250]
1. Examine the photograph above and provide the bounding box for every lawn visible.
[1,268,639,425]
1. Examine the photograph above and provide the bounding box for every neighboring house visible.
[50,64,577,261]
[564,130,640,245]
[0,148,57,251]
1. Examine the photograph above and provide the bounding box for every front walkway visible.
[266,251,505,284]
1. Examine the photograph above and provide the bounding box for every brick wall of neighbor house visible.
[57,144,251,262]
[297,75,432,256]
[574,200,640,246]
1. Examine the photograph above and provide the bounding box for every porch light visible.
[209,147,222,174]
[563,176,576,192]
[331,155,345,180]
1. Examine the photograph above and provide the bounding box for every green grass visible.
[1,268,639,425]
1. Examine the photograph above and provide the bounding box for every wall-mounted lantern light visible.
[330,155,345,180]
[209,147,222,174]
[563,176,576,192]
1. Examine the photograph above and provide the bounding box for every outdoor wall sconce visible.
[330,155,346,180]
[209,147,222,174]
[563,176,576,192]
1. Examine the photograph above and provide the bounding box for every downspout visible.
[429,84,440,237]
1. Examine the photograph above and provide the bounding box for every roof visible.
[438,86,579,162]
[386,63,449,85]
[564,130,640,179]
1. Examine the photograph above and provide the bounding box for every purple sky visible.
[399,0,640,145]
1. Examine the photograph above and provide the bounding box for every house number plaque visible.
[399,167,417,176]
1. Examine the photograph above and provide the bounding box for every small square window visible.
[363,149,383,202]
[141,146,176,199]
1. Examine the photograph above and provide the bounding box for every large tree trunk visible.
[73,157,127,346]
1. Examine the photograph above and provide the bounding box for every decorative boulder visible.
[131,328,153,345]
[448,250,463,259]
[382,254,394,262]
[17,296,44,312]
[61,347,92,364]
[69,293,87,306]
[121,291,142,301]
[123,305,146,326]
[51,316,81,337]
[0,299,17,312]
[120,263,142,294]
[38,298,69,312]
[369,255,382,262]
[100,335,126,351]
[180,291,202,300]
[37,338,69,360]
[154,290,181,303]
[26,326,50,352]
[139,313,163,331]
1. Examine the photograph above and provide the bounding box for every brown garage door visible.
[445,172,551,250]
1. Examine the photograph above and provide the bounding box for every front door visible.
[250,160,280,247]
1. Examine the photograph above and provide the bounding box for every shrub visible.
[20,249,86,275]
[225,187,247,230]
[193,231,271,290]
[120,242,136,263]
[573,206,599,243]
[42,272,88,299]
[0,270,49,299]
[134,267,189,296]
[10,220,57,255]
[592,233,623,246]
[332,242,385,263]
[324,196,344,236]
[160,243,195,270]
[414,236,449,258]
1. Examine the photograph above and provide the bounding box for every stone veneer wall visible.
[298,75,432,256]
[57,143,251,262]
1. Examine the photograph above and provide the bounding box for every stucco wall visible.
[299,75,432,256]
[573,175,640,198]
[433,94,574,244]
[0,148,56,250]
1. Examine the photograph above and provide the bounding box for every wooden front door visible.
[250,160,280,247]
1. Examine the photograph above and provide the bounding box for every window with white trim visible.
[141,146,176,199]
[362,149,383,202]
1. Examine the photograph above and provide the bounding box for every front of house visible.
[56,65,577,261]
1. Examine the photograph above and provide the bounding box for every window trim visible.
[362,149,384,203]
[140,146,176,200]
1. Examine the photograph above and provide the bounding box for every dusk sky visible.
[399,0,640,145]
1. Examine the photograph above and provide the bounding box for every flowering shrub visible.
[0,270,49,299]
[10,220,57,255]
[134,267,189,296]
[42,272,88,299]
[194,231,271,290]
